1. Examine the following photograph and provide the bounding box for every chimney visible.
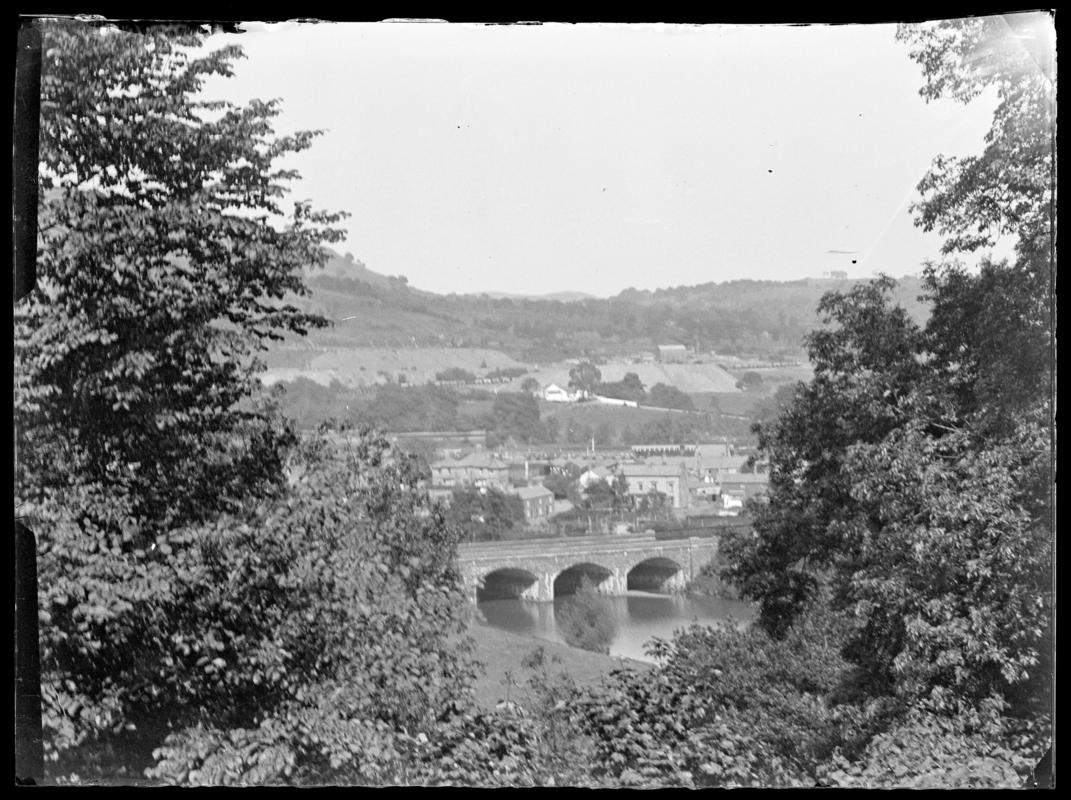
[525,460,530,483]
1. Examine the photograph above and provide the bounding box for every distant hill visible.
[472,291,597,303]
[270,248,932,369]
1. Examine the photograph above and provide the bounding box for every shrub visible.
[555,579,618,654]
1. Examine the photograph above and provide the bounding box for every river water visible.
[474,592,755,663]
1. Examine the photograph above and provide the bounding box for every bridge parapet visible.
[458,534,718,602]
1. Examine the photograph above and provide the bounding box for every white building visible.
[543,383,577,402]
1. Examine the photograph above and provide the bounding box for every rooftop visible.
[513,484,554,500]
[620,463,686,477]
[432,452,509,470]
[719,472,770,484]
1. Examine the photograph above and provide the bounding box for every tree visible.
[12,20,393,780]
[567,361,602,398]
[435,367,477,383]
[723,13,1053,718]
[520,377,541,395]
[896,14,1055,258]
[491,392,543,443]
[145,429,480,785]
[610,472,632,512]
[596,372,646,403]
[445,486,526,542]
[556,578,618,654]
[736,371,763,391]
[583,478,613,510]
[16,20,345,539]
[648,383,695,411]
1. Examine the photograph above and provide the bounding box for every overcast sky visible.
[203,20,1017,297]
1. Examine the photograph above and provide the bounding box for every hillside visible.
[269,249,932,375]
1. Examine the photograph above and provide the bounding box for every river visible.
[474,592,755,663]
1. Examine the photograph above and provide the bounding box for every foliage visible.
[646,597,854,772]
[435,367,477,383]
[735,370,764,390]
[444,486,526,543]
[819,693,1036,789]
[359,383,467,432]
[896,14,1055,257]
[143,429,479,785]
[16,19,345,539]
[723,12,1053,726]
[569,665,807,788]
[555,579,618,655]
[596,372,647,403]
[647,383,695,410]
[300,265,928,359]
[567,361,602,397]
[489,391,545,444]
[485,366,529,381]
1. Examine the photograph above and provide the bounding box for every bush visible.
[71,428,480,785]
[435,367,478,383]
[555,579,618,654]
[819,694,1034,789]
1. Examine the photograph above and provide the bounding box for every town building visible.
[656,344,688,363]
[543,383,578,402]
[618,462,690,509]
[578,465,614,490]
[430,452,511,489]
[718,472,770,501]
[631,443,696,459]
[512,484,555,521]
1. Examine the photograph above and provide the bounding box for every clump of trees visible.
[719,10,1053,778]
[556,579,618,654]
[647,383,695,410]
[567,362,602,398]
[444,487,527,542]
[435,367,478,383]
[735,371,763,391]
[596,372,647,403]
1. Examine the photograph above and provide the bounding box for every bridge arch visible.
[553,561,616,598]
[627,556,686,593]
[477,567,541,601]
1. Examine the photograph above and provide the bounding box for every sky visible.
[201,20,1020,297]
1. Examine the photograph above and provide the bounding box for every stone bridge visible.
[457,532,719,602]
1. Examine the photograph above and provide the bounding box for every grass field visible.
[541,400,753,441]
[262,346,529,387]
[467,623,649,710]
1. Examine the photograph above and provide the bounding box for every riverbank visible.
[467,622,651,709]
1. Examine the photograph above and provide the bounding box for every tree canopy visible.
[16,20,346,538]
[567,362,602,397]
[723,13,1054,719]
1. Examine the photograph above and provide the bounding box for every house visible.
[512,484,555,521]
[619,463,690,509]
[631,443,696,459]
[430,452,511,489]
[427,485,454,505]
[578,465,614,489]
[656,344,688,363]
[720,490,745,513]
[543,383,577,403]
[718,472,770,501]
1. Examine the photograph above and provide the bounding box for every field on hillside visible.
[541,400,754,441]
[502,361,739,394]
[261,347,530,387]
[721,363,814,385]
[261,346,745,396]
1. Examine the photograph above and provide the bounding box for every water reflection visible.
[474,591,755,663]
